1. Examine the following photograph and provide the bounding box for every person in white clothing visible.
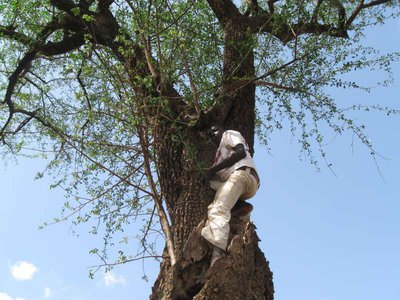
[202,125,260,266]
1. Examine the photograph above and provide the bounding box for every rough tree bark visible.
[150,110,274,299]
[150,124,274,300]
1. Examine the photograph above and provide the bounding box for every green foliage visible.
[254,27,400,165]
[0,0,399,271]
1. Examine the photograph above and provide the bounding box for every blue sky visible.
[1,16,400,300]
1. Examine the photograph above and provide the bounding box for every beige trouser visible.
[201,170,259,250]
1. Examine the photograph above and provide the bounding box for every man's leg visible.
[201,171,247,251]
[209,180,222,191]
[232,170,259,222]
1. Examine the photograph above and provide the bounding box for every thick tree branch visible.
[79,0,96,9]
[0,18,85,136]
[0,25,33,44]
[1,50,38,138]
[43,0,186,117]
[267,0,280,14]
[2,50,37,106]
[206,0,243,28]
[201,1,258,149]
[347,1,365,27]
[98,0,114,12]
[347,0,392,27]
[245,0,393,42]
[202,48,316,128]
[38,33,85,56]
[246,16,349,42]
[50,0,77,12]
[363,0,392,8]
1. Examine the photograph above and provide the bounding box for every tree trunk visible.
[150,105,274,299]
[149,15,274,299]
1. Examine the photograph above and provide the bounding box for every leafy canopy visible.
[0,0,399,270]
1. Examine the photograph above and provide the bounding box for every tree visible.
[0,0,399,299]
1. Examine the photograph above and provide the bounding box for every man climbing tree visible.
[0,0,399,299]
[202,125,260,267]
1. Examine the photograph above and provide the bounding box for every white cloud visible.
[103,272,126,287]
[44,287,51,299]
[10,261,38,281]
[0,292,13,300]
[0,293,24,300]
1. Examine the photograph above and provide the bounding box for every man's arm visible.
[206,144,246,178]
